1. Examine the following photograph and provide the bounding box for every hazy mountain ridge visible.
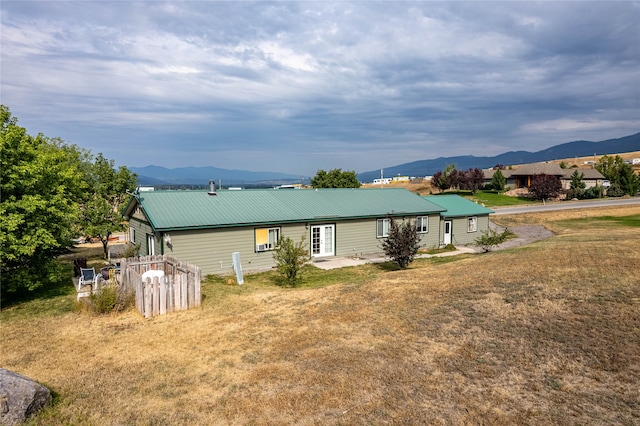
[131,133,640,186]
[357,133,640,183]
[131,165,303,186]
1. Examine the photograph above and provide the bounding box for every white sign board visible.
[231,252,244,285]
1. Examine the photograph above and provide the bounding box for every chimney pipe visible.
[208,180,217,196]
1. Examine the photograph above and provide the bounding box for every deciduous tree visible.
[595,155,639,196]
[381,217,420,269]
[311,168,360,188]
[528,174,562,201]
[0,106,85,295]
[461,168,485,194]
[273,235,310,287]
[80,154,137,259]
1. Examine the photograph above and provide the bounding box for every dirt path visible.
[468,223,556,252]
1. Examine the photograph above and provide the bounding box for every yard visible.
[1,206,639,425]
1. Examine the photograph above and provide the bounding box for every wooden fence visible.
[119,255,202,318]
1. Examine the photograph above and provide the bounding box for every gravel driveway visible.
[468,223,556,252]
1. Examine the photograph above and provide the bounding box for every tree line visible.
[430,164,485,194]
[1,106,137,298]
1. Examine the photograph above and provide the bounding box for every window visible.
[255,227,280,252]
[377,218,391,238]
[467,216,478,233]
[130,227,136,243]
[416,216,429,233]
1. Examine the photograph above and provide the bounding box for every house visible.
[560,168,607,190]
[123,187,446,275]
[372,178,392,185]
[509,163,565,189]
[484,164,606,191]
[423,195,494,246]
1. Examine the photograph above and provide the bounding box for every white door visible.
[443,221,452,245]
[147,234,155,255]
[311,225,335,257]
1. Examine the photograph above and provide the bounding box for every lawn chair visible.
[77,268,99,292]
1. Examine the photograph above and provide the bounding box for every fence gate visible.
[119,255,202,318]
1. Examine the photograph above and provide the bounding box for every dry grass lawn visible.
[2,206,639,425]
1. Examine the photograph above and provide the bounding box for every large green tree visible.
[595,155,640,196]
[310,168,360,188]
[1,106,86,294]
[80,153,138,259]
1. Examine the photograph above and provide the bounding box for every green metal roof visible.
[126,188,446,231]
[423,195,494,218]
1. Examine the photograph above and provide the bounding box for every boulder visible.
[0,369,51,425]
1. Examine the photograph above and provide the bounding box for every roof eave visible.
[153,210,444,232]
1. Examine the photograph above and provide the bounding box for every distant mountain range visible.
[357,133,640,183]
[131,133,640,186]
[130,165,303,187]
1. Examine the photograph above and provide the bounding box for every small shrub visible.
[475,228,514,252]
[606,183,625,197]
[88,284,134,314]
[122,243,141,259]
[273,236,310,287]
[582,186,604,199]
[381,218,420,269]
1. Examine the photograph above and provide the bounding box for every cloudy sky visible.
[2,1,639,176]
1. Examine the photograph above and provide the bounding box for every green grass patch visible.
[0,266,77,321]
[431,190,537,207]
[554,214,640,228]
[419,244,456,255]
[468,190,538,207]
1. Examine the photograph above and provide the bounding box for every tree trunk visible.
[101,231,112,259]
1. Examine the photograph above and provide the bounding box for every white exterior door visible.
[311,225,335,257]
[443,221,452,245]
[147,234,155,255]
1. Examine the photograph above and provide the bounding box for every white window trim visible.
[130,227,136,243]
[416,216,429,233]
[255,227,281,252]
[467,216,478,233]
[377,218,391,238]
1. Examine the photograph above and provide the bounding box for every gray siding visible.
[161,214,441,275]
[128,217,155,255]
[440,215,490,246]
[164,224,308,276]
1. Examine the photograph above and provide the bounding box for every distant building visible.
[372,178,392,185]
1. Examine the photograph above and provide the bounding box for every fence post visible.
[144,278,151,319]
[181,272,188,311]
[159,276,167,316]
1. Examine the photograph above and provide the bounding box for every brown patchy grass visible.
[2,207,639,425]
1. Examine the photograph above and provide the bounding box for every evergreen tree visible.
[491,169,506,191]
[311,169,360,188]
[567,170,586,199]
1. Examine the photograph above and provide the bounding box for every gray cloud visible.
[2,1,638,175]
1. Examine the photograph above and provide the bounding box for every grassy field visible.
[1,206,639,425]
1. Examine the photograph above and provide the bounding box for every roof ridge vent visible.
[208,180,217,196]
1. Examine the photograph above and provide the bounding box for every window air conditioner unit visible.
[256,244,268,252]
